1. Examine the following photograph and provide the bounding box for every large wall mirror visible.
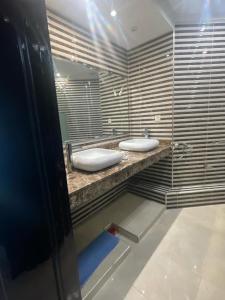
[53,57,130,144]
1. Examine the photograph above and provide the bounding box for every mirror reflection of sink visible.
[119,138,159,152]
[71,148,123,172]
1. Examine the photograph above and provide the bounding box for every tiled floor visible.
[93,204,225,300]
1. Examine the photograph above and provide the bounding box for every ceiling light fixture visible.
[56,72,61,77]
[110,10,117,17]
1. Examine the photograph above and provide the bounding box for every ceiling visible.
[46,0,172,49]
[53,57,99,80]
[157,0,225,24]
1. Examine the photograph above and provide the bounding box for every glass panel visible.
[205,23,225,185]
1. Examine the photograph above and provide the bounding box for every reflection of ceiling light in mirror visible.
[110,10,117,17]
[56,72,60,77]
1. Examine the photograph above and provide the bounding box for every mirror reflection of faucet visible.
[112,128,117,136]
[144,128,149,139]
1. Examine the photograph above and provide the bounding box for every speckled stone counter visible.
[67,140,171,209]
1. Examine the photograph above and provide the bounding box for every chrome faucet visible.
[65,141,73,173]
[144,128,149,138]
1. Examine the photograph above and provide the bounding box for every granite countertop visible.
[67,140,171,209]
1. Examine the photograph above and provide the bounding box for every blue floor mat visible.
[78,231,119,286]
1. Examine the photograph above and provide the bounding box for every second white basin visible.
[119,138,159,152]
[71,148,123,172]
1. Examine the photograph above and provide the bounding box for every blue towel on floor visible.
[78,231,119,286]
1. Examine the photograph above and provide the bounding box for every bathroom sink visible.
[119,138,159,152]
[71,148,123,172]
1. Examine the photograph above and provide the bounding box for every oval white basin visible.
[71,148,123,172]
[119,138,159,152]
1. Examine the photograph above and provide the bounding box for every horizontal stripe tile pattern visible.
[47,11,128,76]
[168,23,225,207]
[71,181,128,227]
[99,72,130,135]
[56,78,103,140]
[128,179,170,205]
[135,156,172,187]
[127,33,173,201]
[128,32,173,139]
[167,185,225,208]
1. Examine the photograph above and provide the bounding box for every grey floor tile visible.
[93,204,225,300]
[196,278,225,300]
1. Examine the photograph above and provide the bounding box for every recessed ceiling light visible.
[56,72,60,77]
[110,10,117,17]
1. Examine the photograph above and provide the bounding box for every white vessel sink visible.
[71,148,123,172]
[119,138,159,152]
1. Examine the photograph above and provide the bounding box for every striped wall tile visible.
[135,156,173,187]
[127,32,173,195]
[167,185,225,208]
[71,181,128,226]
[99,72,130,135]
[128,179,170,205]
[56,78,103,140]
[128,32,173,139]
[47,10,128,77]
[49,11,130,140]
